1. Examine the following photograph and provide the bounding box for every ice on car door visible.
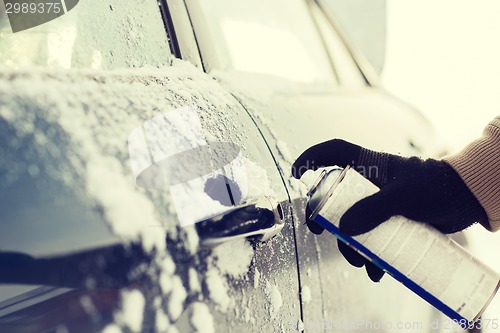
[125,95,302,331]
[128,105,248,227]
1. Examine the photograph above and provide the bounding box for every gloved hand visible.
[292,139,488,282]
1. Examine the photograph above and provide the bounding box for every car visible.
[0,0,444,332]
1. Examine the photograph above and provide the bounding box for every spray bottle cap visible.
[301,167,349,219]
[299,169,324,192]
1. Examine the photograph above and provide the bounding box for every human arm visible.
[290,118,498,281]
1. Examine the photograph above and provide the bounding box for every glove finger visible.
[305,205,324,234]
[339,189,399,237]
[339,240,385,282]
[291,139,362,179]
[306,219,324,235]
[365,260,385,282]
[355,148,393,187]
[337,239,364,267]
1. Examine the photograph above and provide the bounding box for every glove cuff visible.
[437,163,490,233]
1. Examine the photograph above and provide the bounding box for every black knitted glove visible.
[292,139,488,282]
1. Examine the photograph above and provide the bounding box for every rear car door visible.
[0,1,301,332]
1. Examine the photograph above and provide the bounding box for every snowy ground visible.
[382,1,500,330]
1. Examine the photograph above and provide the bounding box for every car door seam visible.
[228,92,305,327]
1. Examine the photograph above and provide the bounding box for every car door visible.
[0,1,301,332]
[176,0,444,330]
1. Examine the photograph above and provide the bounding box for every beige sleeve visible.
[443,116,500,231]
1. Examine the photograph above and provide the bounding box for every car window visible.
[0,0,171,69]
[309,2,367,87]
[186,0,336,84]
[320,0,387,75]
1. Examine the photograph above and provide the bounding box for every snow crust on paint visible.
[190,302,215,333]
[265,282,283,319]
[0,59,292,332]
[301,285,312,304]
[212,238,254,279]
[205,266,232,312]
[115,289,145,332]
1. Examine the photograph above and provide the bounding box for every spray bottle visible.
[301,166,500,325]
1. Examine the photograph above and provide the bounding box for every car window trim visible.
[314,0,381,87]
[159,0,204,69]
[158,0,182,58]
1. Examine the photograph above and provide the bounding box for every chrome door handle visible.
[195,196,285,247]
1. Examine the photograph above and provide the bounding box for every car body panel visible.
[0,65,300,332]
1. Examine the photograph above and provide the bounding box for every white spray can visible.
[301,166,500,324]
